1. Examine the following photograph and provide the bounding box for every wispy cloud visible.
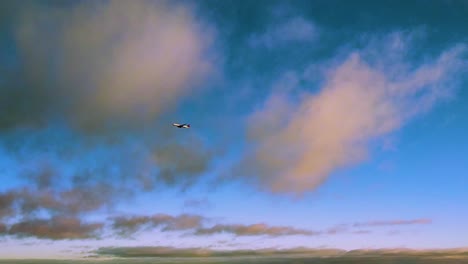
[352,230,372,235]
[351,219,432,227]
[248,16,318,49]
[183,198,213,210]
[111,214,205,237]
[110,214,320,238]
[0,184,116,220]
[194,223,319,237]
[235,32,466,194]
[0,206,431,241]
[325,218,432,234]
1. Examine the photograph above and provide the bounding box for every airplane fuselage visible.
[173,123,190,128]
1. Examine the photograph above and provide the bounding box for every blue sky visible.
[0,0,467,259]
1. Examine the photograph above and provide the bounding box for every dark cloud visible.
[8,216,103,240]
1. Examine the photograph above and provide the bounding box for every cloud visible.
[16,186,115,217]
[248,16,318,49]
[183,197,212,210]
[351,218,432,227]
[0,0,219,220]
[0,192,15,219]
[0,184,117,220]
[152,135,216,189]
[236,33,466,194]
[324,218,432,235]
[95,246,347,258]
[1,0,217,132]
[194,223,319,237]
[0,222,6,235]
[110,213,324,238]
[111,214,205,237]
[352,230,372,235]
[0,128,216,228]
[8,216,103,240]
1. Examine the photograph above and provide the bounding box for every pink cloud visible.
[236,33,465,194]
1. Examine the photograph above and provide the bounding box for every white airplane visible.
[172,123,190,128]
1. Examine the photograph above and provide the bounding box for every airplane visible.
[172,123,190,128]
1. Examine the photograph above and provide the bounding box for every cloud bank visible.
[95,246,346,258]
[94,246,468,259]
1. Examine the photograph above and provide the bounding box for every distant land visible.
[1,247,467,263]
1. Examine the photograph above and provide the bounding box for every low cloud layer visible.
[0,203,431,240]
[94,246,468,259]
[95,246,346,258]
[238,33,466,194]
